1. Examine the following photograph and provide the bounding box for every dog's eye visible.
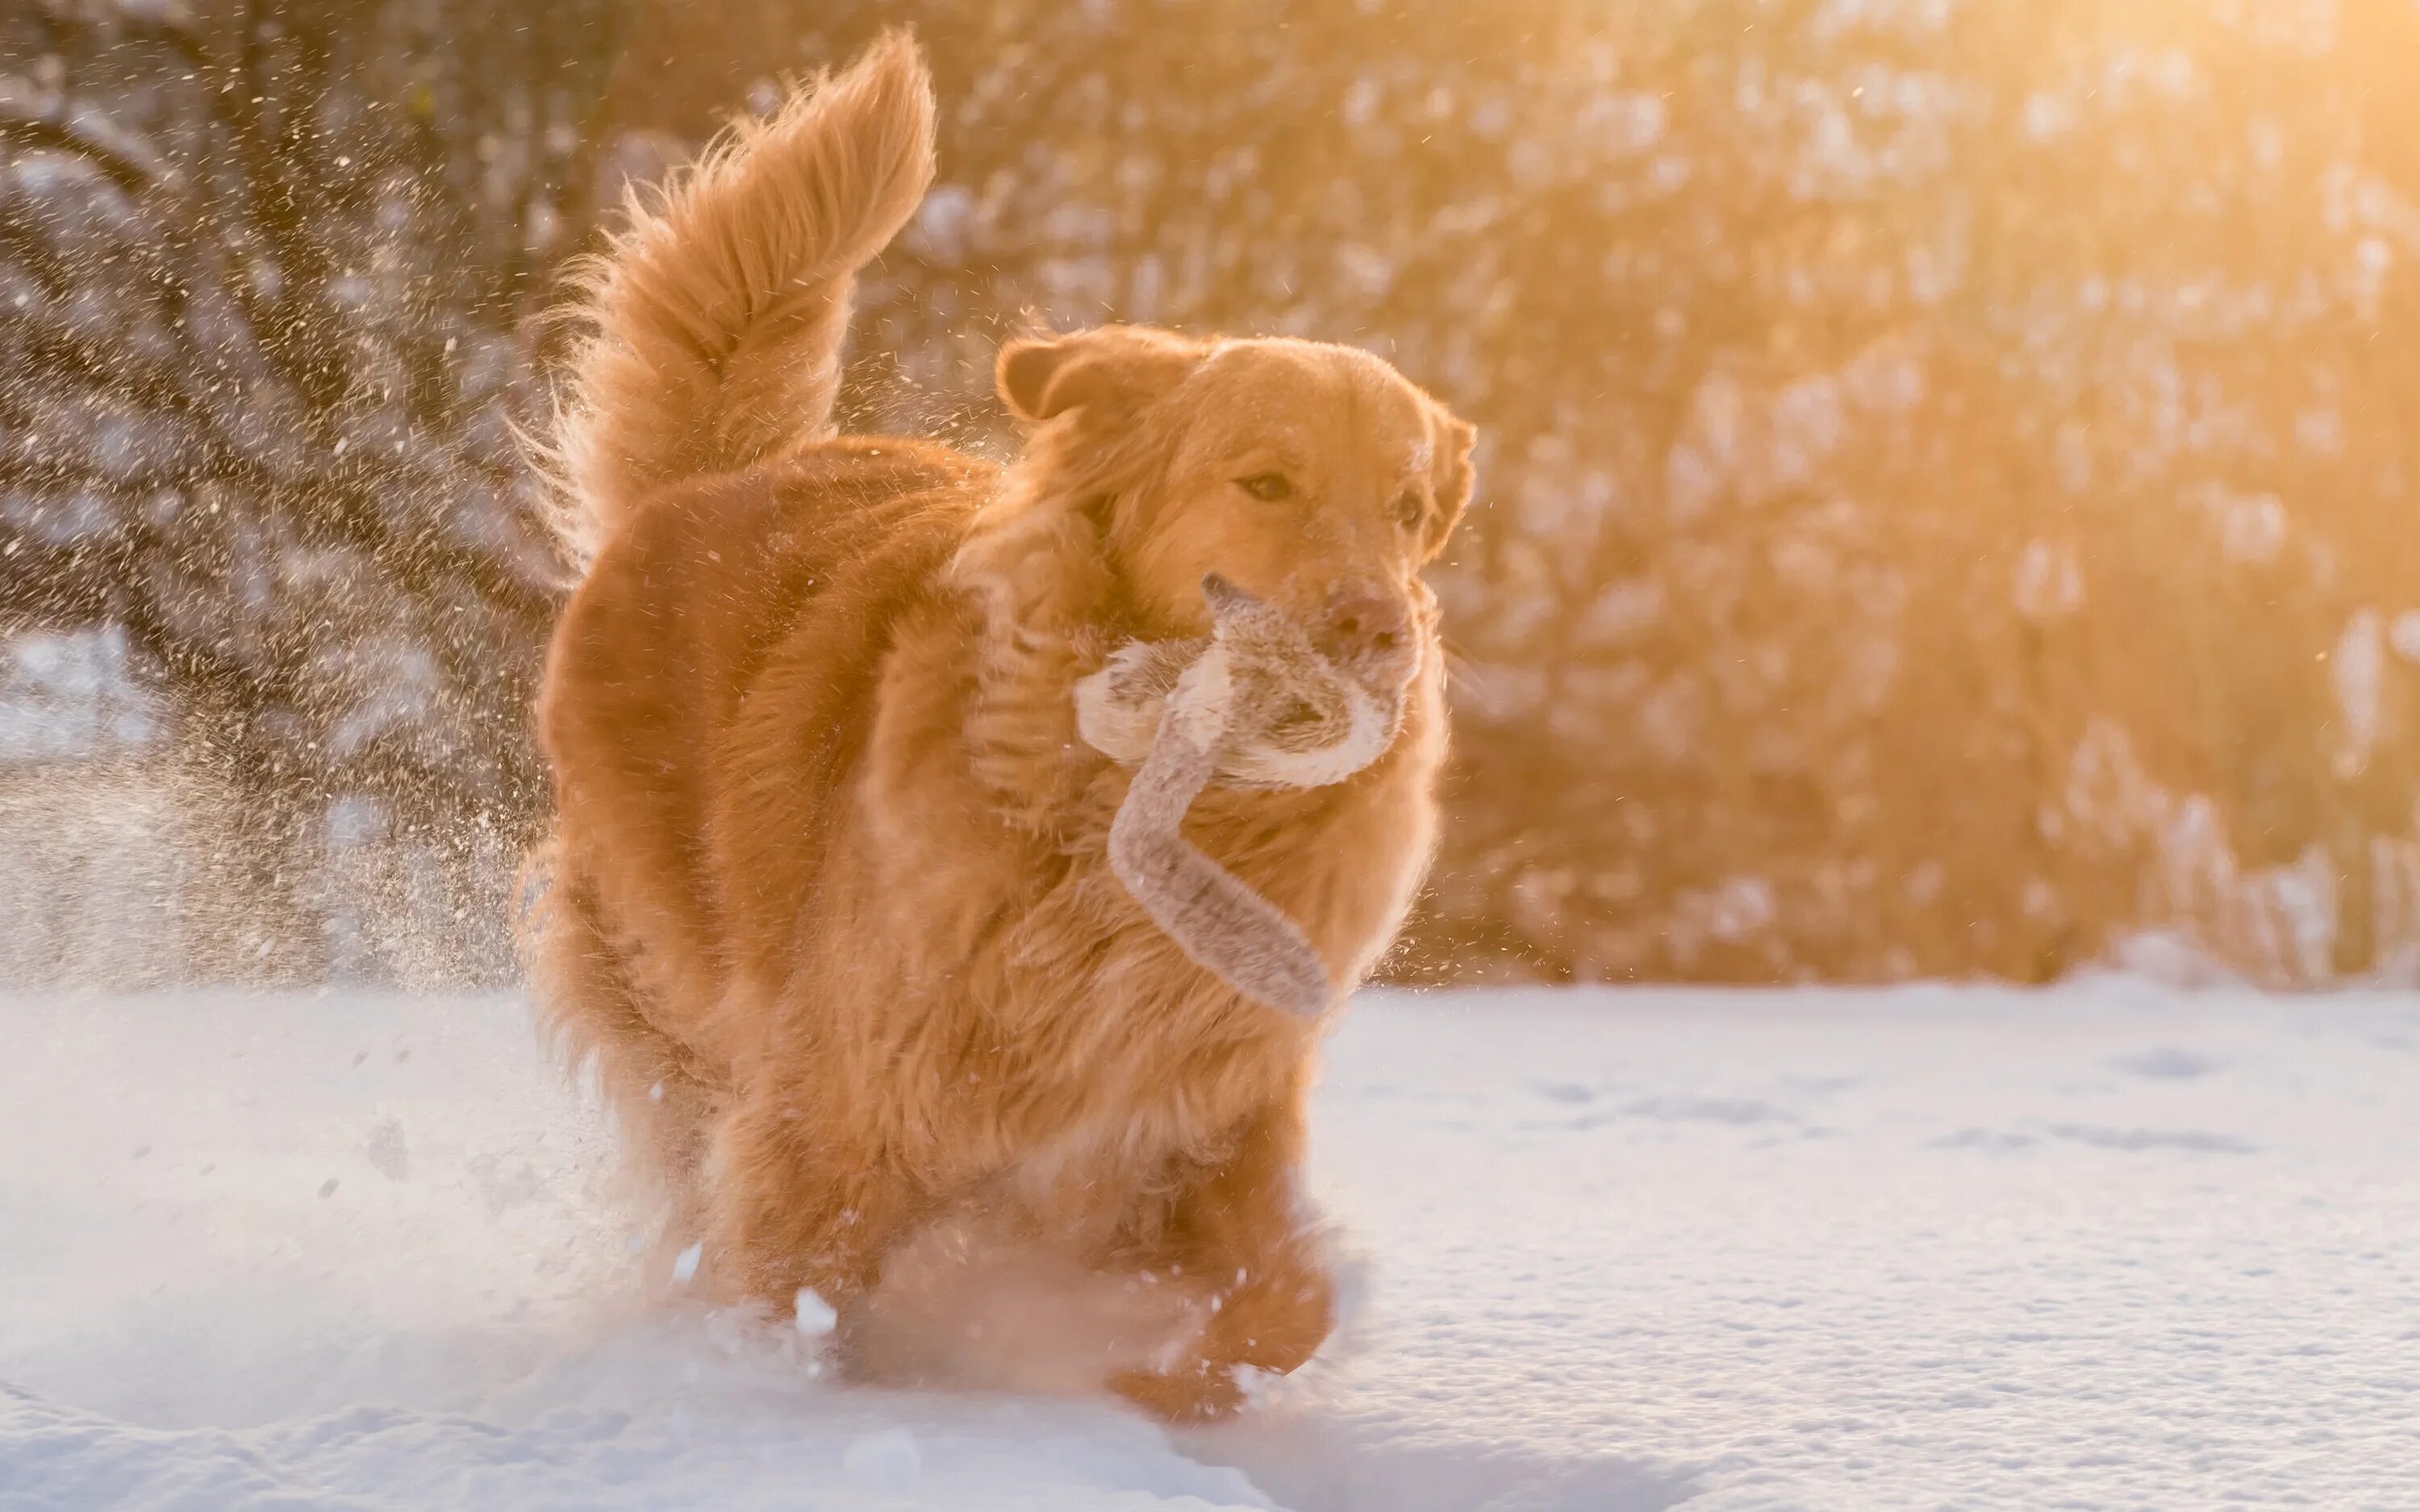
[1236,473,1294,502]
[1393,489,1427,531]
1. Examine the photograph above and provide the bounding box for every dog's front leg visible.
[705,1091,933,1326]
[1109,1091,1336,1422]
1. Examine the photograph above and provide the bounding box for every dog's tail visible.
[541,31,936,566]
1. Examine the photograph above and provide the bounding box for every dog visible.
[526,31,1474,1421]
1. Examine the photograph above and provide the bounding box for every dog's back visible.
[540,444,988,1016]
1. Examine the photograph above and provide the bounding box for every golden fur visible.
[527,31,1475,1421]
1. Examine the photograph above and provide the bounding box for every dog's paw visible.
[1109,1360,1248,1423]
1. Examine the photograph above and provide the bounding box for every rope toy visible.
[1074,574,1410,1016]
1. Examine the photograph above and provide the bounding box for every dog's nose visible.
[1320,586,1412,662]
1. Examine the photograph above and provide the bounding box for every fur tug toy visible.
[1075,574,1410,1016]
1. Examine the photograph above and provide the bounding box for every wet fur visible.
[527,32,1472,1421]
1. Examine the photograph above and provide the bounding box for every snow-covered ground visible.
[3,981,2417,1510]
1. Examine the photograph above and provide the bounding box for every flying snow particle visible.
[844,1427,922,1494]
[670,1242,703,1285]
[795,1288,839,1337]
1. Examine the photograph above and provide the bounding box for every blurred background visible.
[4,0,2416,994]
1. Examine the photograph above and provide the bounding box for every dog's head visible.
[997,326,1475,694]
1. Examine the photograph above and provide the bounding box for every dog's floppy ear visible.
[997,325,1204,423]
[1421,409,1479,558]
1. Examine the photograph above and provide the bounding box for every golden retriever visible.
[527,31,1474,1421]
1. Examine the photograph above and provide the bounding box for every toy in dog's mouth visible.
[1074,574,1412,1016]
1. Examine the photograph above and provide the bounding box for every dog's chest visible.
[993,1080,1243,1225]
[972,952,1300,1205]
